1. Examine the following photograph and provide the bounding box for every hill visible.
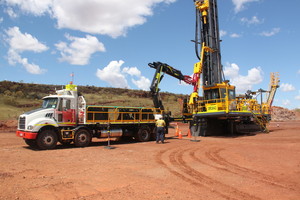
[1,81,299,122]
[0,81,188,120]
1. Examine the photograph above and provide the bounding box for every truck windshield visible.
[42,98,58,109]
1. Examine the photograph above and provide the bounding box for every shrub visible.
[3,96,19,107]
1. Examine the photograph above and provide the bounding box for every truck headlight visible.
[27,125,33,130]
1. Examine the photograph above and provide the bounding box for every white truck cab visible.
[16,83,86,149]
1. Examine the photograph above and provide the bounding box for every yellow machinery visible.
[149,0,280,135]
[188,0,280,135]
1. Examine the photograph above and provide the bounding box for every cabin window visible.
[42,98,58,109]
[228,89,236,100]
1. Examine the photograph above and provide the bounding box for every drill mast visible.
[195,0,224,86]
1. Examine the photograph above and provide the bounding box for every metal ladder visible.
[252,112,269,133]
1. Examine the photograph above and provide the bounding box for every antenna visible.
[70,72,74,84]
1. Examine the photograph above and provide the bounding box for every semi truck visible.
[16,83,163,150]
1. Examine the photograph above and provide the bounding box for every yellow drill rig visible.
[149,0,280,135]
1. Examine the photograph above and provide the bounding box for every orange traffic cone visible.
[187,129,192,138]
[175,123,179,136]
[178,130,183,139]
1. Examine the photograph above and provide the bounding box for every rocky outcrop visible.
[271,106,297,121]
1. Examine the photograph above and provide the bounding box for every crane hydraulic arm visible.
[148,62,193,110]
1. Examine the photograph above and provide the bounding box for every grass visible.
[0,95,41,120]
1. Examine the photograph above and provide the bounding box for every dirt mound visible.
[0,120,17,132]
[271,106,297,121]
[294,110,300,119]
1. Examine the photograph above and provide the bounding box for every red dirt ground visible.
[0,121,299,200]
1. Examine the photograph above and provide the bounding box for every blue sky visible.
[0,0,300,109]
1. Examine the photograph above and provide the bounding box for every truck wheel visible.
[135,126,151,142]
[36,130,58,150]
[24,139,37,148]
[74,129,91,147]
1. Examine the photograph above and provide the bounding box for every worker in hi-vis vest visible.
[156,117,166,144]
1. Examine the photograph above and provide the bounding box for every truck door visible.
[63,99,75,124]
[57,98,76,125]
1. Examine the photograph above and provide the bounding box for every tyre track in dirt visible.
[175,148,261,200]
[194,147,297,191]
[156,148,201,189]
[156,146,261,200]
[156,148,232,200]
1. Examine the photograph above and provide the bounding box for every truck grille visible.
[19,117,26,130]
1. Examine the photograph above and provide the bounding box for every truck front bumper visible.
[16,130,37,139]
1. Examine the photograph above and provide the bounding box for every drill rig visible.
[149,0,279,135]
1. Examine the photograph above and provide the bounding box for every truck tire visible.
[24,139,37,148]
[135,126,151,142]
[74,129,91,147]
[36,129,58,150]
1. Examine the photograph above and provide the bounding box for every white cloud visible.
[6,26,48,53]
[4,0,176,38]
[282,99,291,106]
[96,60,129,88]
[5,7,18,18]
[224,63,263,94]
[5,26,48,74]
[96,60,150,90]
[7,49,46,74]
[297,69,300,74]
[0,17,3,23]
[241,16,263,25]
[230,33,241,38]
[55,34,105,65]
[132,76,151,90]
[296,91,300,100]
[122,67,141,77]
[280,83,295,92]
[3,0,52,16]
[224,63,239,77]
[260,28,280,37]
[232,0,259,13]
[220,30,227,38]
